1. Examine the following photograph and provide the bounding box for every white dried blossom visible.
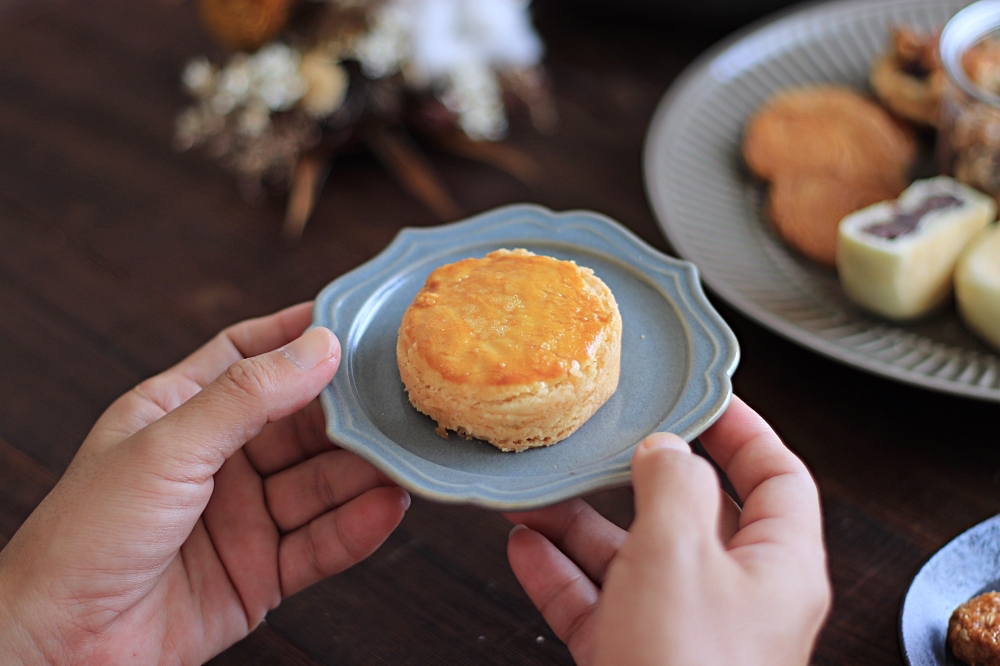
[182,57,216,99]
[353,0,543,140]
[299,51,349,118]
[353,2,409,79]
[220,55,252,96]
[237,101,271,137]
[211,55,252,115]
[442,60,507,140]
[174,105,225,150]
[251,43,307,111]
[408,0,542,81]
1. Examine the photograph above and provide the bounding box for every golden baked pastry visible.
[948,591,1000,666]
[768,172,905,267]
[743,85,917,183]
[869,27,943,127]
[396,248,622,452]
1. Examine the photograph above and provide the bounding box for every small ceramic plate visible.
[900,514,1000,666]
[644,0,1000,402]
[313,204,739,510]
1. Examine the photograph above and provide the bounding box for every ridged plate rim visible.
[644,0,1000,402]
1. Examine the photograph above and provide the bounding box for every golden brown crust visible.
[948,592,1000,666]
[742,85,917,183]
[870,54,943,127]
[768,173,905,267]
[397,249,622,452]
[869,27,943,127]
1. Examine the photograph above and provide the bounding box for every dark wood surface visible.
[2,0,999,664]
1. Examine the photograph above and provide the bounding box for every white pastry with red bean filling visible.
[956,222,1000,352]
[837,176,996,320]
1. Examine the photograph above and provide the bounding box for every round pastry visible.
[869,27,943,127]
[742,85,917,183]
[767,172,905,267]
[956,223,1000,352]
[948,591,1000,666]
[396,248,622,452]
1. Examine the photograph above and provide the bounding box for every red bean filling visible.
[864,194,963,240]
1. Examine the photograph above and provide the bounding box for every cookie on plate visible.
[743,85,917,182]
[397,249,622,452]
[869,26,943,127]
[768,172,906,266]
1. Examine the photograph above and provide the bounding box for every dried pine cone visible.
[198,0,296,52]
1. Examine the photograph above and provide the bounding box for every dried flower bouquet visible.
[176,0,556,239]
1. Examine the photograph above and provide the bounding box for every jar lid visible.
[941,0,1000,106]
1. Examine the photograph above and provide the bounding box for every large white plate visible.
[644,0,1000,401]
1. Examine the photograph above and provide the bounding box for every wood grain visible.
[1,0,999,664]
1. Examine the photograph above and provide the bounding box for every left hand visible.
[0,303,410,665]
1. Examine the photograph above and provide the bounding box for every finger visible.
[697,396,822,547]
[719,490,741,544]
[131,327,341,484]
[202,449,281,626]
[507,524,598,665]
[503,499,625,585]
[629,433,722,547]
[244,400,335,476]
[170,302,314,388]
[86,305,316,456]
[279,486,410,597]
[264,449,396,533]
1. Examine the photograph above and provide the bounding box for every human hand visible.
[0,303,409,665]
[505,396,830,666]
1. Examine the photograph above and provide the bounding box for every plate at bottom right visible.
[900,513,1000,665]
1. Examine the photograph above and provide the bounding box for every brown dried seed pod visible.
[198,0,296,52]
[948,592,1000,666]
[743,85,917,183]
[767,172,906,267]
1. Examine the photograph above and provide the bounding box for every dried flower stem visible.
[366,127,461,220]
[431,128,542,187]
[283,153,329,241]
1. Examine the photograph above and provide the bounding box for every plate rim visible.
[313,203,740,510]
[642,0,1000,403]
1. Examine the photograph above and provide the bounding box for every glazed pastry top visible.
[400,249,615,387]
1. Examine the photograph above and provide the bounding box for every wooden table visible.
[2,0,999,663]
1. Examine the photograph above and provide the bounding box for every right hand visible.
[505,396,831,666]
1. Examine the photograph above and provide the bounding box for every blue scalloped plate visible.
[313,205,739,509]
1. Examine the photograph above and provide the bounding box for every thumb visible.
[131,326,340,482]
[629,433,721,547]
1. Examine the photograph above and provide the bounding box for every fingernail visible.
[281,327,336,370]
[509,524,529,538]
[636,432,690,455]
[400,489,412,510]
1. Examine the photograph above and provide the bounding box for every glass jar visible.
[938,1,1000,200]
